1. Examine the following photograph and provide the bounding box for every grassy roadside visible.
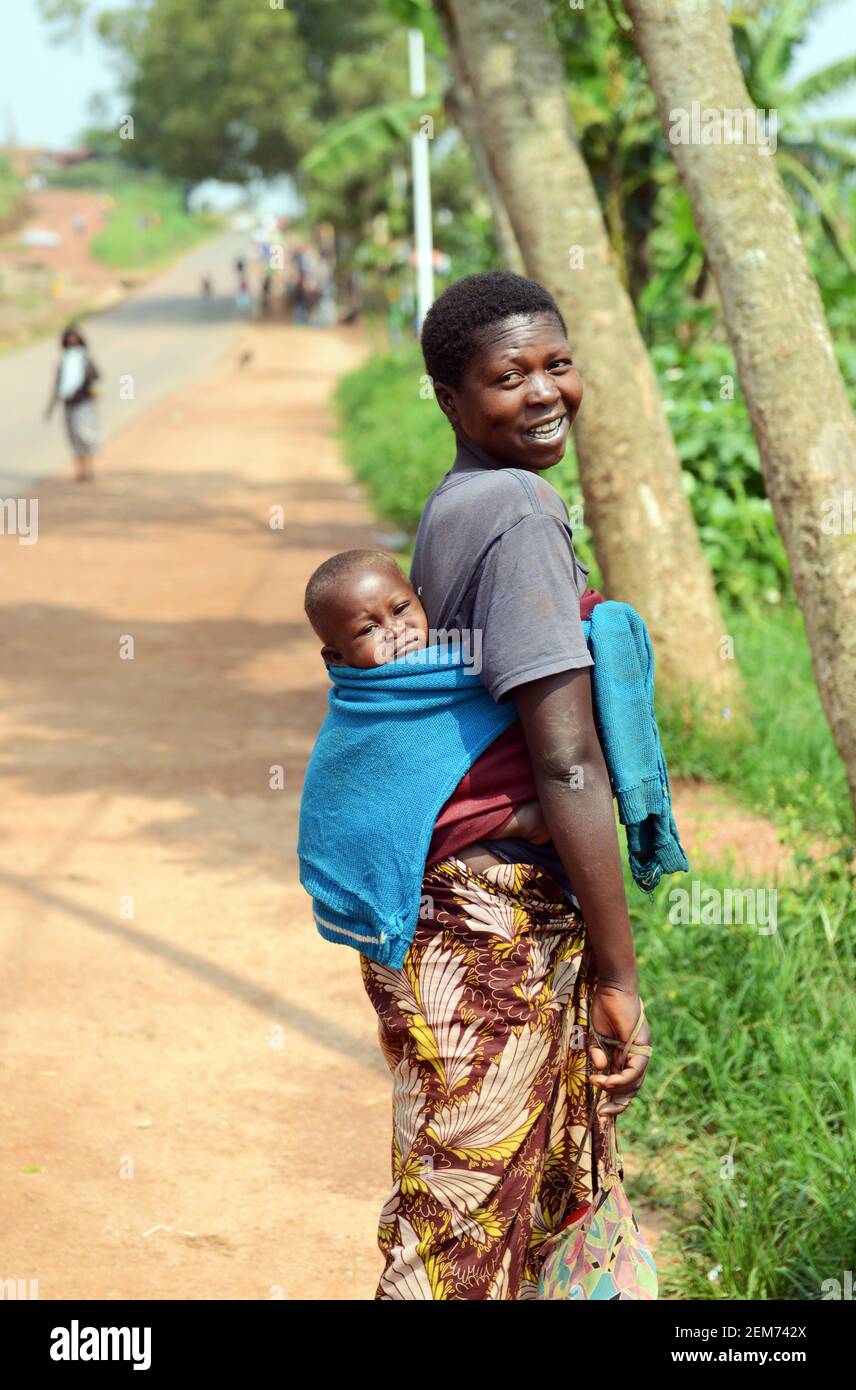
[46,161,218,270]
[90,179,217,271]
[623,847,855,1300]
[0,154,26,228]
[0,164,220,355]
[332,341,856,1300]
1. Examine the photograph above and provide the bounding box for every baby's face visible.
[319,566,429,669]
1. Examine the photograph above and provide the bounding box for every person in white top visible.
[45,325,101,482]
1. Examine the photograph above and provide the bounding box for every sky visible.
[1,2,121,149]
[1,0,855,150]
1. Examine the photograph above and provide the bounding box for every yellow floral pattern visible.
[360,856,614,1300]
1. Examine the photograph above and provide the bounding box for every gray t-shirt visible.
[410,431,594,703]
[410,430,594,912]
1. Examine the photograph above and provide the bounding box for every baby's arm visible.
[493,799,552,844]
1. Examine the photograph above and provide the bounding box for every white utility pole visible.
[408,27,434,332]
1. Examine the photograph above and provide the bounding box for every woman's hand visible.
[587,983,652,1117]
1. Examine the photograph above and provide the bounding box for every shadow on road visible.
[0,867,388,1078]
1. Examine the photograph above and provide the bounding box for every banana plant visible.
[730,0,856,271]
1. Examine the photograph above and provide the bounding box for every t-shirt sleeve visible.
[470,511,594,704]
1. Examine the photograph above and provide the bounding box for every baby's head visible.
[304,549,429,669]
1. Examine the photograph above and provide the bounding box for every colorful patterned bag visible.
[537,1000,658,1300]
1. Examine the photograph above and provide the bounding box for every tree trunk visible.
[624,0,856,824]
[434,0,741,719]
[442,58,524,273]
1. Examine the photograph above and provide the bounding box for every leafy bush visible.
[649,340,792,611]
[332,345,452,530]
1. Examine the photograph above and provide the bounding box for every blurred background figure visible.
[200,274,214,297]
[302,242,323,323]
[289,241,312,324]
[44,324,102,483]
[234,257,252,312]
[278,227,341,326]
[313,222,338,326]
[259,270,274,317]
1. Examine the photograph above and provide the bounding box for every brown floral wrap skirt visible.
[359,854,615,1300]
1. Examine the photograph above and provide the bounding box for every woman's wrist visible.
[589,933,639,994]
[595,973,640,996]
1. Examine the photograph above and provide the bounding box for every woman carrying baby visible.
[305,271,654,1300]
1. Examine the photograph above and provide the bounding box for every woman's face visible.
[435,311,583,472]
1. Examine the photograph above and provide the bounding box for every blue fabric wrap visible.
[297,602,689,967]
[585,604,690,892]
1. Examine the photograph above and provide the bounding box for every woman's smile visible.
[522,411,568,444]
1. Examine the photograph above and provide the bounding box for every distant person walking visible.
[259,271,274,318]
[44,325,101,483]
[289,243,310,324]
[235,258,252,312]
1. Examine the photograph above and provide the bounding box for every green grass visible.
[622,850,855,1300]
[88,174,216,270]
[332,344,456,529]
[658,603,853,846]
[0,153,24,225]
[45,159,130,191]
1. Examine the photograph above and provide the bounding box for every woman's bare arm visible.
[513,666,637,986]
[512,666,651,1112]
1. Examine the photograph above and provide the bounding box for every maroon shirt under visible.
[426,588,605,867]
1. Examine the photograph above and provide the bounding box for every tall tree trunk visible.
[434,0,740,719]
[442,59,524,272]
[624,0,856,825]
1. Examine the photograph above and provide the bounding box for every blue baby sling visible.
[298,601,689,968]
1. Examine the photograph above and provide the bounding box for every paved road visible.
[0,231,251,493]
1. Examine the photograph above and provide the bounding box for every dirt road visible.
[0,318,688,1301]
[0,321,403,1299]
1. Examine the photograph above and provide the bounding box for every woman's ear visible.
[433,382,459,428]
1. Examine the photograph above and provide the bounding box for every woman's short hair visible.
[421,270,567,390]
[61,324,86,348]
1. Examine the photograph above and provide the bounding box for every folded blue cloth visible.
[298,601,689,967]
[587,604,690,892]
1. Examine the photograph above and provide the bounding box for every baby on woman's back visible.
[302,547,551,853]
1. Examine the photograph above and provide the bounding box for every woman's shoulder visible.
[439,462,569,524]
